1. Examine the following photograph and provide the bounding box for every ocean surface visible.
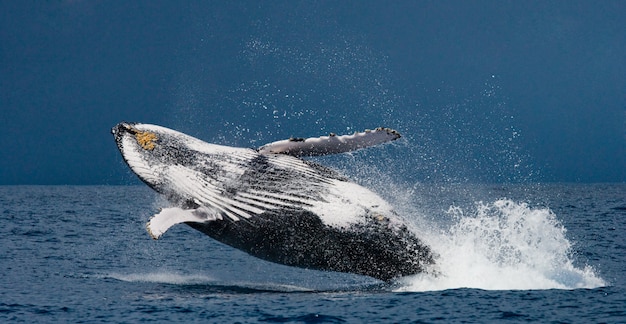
[1,183,624,323]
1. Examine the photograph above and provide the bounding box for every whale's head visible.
[112,122,251,204]
[112,122,186,192]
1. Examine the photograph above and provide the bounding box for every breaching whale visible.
[112,122,434,281]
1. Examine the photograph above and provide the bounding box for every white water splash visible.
[397,199,605,292]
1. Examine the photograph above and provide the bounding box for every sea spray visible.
[397,199,605,291]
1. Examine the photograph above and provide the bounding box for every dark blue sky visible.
[1,1,624,184]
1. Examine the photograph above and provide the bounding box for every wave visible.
[103,272,316,293]
[105,272,216,285]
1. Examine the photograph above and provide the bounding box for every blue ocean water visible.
[1,183,624,322]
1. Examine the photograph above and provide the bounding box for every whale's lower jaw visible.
[187,208,433,282]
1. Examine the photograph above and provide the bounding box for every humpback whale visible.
[112,122,434,281]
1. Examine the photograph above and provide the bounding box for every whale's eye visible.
[135,131,158,151]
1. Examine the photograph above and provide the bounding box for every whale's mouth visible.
[112,122,136,137]
[111,122,136,148]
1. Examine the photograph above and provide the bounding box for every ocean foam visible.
[396,199,606,292]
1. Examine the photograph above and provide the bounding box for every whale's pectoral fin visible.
[146,206,223,240]
[257,127,401,157]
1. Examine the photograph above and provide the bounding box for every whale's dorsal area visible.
[257,127,401,157]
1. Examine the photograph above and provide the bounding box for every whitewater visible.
[398,199,604,291]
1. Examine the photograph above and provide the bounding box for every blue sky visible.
[1,1,624,184]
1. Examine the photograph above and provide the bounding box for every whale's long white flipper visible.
[257,127,401,157]
[147,206,222,239]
